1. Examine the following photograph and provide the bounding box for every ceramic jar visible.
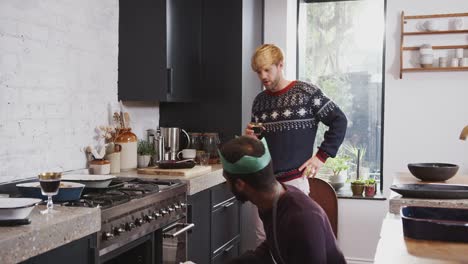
[115,128,137,171]
[105,152,121,174]
[89,159,111,175]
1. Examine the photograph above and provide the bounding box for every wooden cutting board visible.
[137,165,212,177]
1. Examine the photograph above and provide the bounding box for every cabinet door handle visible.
[167,68,173,94]
[223,201,235,208]
[224,244,235,253]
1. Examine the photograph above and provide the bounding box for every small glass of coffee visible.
[250,122,264,139]
[38,172,62,214]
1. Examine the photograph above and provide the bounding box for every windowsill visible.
[335,183,386,201]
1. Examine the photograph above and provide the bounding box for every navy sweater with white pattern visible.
[251,80,347,180]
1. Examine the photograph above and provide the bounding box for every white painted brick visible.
[0,19,18,36]
[0,0,126,182]
[17,22,49,42]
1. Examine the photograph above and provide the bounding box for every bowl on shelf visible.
[407,163,459,182]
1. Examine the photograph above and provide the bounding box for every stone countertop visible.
[116,164,225,195]
[389,172,468,214]
[374,213,467,264]
[0,205,100,264]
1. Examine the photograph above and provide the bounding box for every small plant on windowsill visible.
[350,179,365,196]
[364,178,377,197]
[137,140,155,168]
[325,155,350,191]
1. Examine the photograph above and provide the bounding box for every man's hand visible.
[244,123,259,139]
[298,156,324,178]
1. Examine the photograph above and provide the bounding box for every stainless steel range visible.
[64,177,192,264]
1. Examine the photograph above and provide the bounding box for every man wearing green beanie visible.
[220,136,346,264]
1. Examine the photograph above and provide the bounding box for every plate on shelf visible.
[390,183,468,199]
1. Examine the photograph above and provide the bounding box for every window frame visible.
[296,0,387,192]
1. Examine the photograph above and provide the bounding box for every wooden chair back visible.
[308,177,338,238]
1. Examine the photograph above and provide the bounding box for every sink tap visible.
[460,125,468,140]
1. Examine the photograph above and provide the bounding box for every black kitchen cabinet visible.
[20,234,97,264]
[187,188,211,264]
[187,182,240,264]
[159,0,264,142]
[118,0,202,102]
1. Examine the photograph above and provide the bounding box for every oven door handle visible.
[163,223,195,238]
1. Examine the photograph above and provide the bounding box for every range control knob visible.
[135,218,144,226]
[144,214,154,222]
[160,209,168,216]
[152,211,161,218]
[125,222,136,231]
[113,226,125,236]
[174,204,181,210]
[102,232,114,240]
[167,206,174,212]
[179,202,187,208]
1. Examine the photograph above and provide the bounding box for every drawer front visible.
[211,198,240,252]
[211,182,234,207]
[212,239,240,264]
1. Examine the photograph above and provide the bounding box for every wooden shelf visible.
[403,45,468,51]
[399,11,468,79]
[402,67,468,72]
[403,30,468,36]
[404,12,468,20]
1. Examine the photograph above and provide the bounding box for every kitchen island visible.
[0,205,100,264]
[375,173,468,263]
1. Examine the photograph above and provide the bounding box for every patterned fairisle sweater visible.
[251,80,347,179]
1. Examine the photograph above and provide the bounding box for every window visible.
[298,0,385,189]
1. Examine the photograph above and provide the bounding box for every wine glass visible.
[38,172,62,214]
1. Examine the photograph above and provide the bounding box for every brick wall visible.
[0,1,124,182]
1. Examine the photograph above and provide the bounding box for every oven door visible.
[162,220,195,264]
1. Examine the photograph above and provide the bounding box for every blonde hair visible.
[251,44,284,72]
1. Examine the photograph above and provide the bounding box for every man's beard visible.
[264,75,280,92]
[231,185,248,203]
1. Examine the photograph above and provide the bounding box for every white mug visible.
[461,58,468,67]
[422,20,438,31]
[452,18,463,30]
[450,58,459,67]
[439,57,448,67]
[456,48,464,59]
[177,149,196,160]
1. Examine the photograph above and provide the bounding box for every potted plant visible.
[350,179,365,196]
[364,178,377,197]
[137,139,155,168]
[324,155,350,191]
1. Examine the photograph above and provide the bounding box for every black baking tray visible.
[157,160,196,169]
[0,218,31,226]
[401,206,468,243]
[390,184,468,199]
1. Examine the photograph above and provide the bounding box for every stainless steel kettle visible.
[160,127,190,160]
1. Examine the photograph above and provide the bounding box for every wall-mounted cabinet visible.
[118,0,202,101]
[399,11,468,79]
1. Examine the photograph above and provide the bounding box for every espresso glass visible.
[38,172,62,214]
[250,122,264,139]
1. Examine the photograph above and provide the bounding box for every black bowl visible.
[407,163,459,182]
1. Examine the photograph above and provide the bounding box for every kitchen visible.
[0,0,468,263]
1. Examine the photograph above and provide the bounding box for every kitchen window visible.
[298,0,386,190]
